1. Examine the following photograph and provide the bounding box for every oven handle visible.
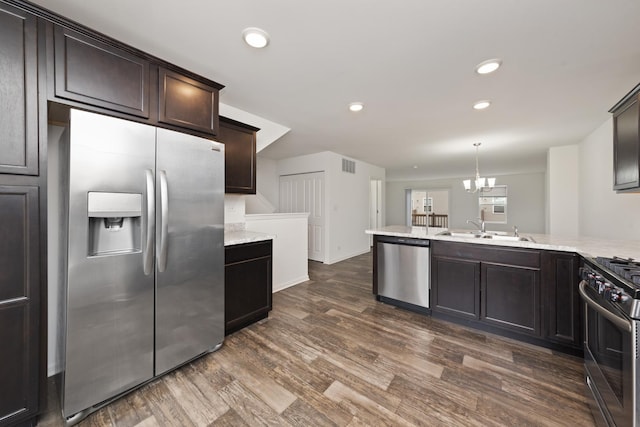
[579,280,632,333]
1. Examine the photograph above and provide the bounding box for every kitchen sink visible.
[484,234,535,242]
[438,231,484,238]
[437,230,535,242]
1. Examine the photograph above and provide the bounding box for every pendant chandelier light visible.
[463,143,496,193]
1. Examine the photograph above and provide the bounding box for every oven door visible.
[579,281,634,427]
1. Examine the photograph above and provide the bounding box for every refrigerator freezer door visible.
[63,110,156,417]
[155,128,225,375]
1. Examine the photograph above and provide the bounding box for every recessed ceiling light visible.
[473,100,491,110]
[349,102,364,112]
[413,165,418,169]
[242,27,270,48]
[475,59,502,75]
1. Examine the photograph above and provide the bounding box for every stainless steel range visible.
[580,257,640,426]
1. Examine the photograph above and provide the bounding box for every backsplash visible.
[225,194,246,224]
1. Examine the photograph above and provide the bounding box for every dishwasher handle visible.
[376,236,430,247]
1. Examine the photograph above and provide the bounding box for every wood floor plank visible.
[40,251,595,427]
[311,356,403,414]
[215,345,298,414]
[217,380,291,427]
[207,408,249,427]
[163,368,229,425]
[279,398,339,427]
[106,391,154,427]
[323,381,413,427]
[138,380,196,427]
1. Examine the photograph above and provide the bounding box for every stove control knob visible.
[596,279,607,294]
[610,290,620,303]
[610,287,629,303]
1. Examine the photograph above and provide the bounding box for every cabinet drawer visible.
[158,67,221,135]
[54,26,150,118]
[432,241,540,268]
[225,240,272,264]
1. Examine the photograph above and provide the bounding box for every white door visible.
[279,172,325,262]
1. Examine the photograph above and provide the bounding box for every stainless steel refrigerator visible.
[59,109,225,423]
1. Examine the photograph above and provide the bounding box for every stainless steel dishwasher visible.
[376,235,430,310]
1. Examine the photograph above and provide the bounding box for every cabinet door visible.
[0,186,40,425]
[225,241,272,335]
[431,256,480,319]
[542,251,580,347]
[612,94,640,191]
[218,117,258,194]
[158,67,220,135]
[0,4,38,175]
[481,262,541,336]
[53,26,150,118]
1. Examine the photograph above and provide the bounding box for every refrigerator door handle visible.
[143,169,155,275]
[158,170,169,272]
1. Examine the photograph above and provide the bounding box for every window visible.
[479,185,507,224]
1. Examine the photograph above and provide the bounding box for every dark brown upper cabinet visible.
[53,26,150,118]
[610,84,640,192]
[0,3,38,176]
[158,67,221,135]
[218,117,259,194]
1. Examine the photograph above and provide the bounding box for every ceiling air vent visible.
[342,158,356,174]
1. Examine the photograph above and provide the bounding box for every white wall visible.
[547,145,579,236]
[277,151,386,264]
[578,118,640,240]
[256,156,279,206]
[386,172,546,234]
[245,213,309,291]
[429,190,449,215]
[224,194,246,224]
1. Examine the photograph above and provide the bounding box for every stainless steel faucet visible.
[467,219,485,233]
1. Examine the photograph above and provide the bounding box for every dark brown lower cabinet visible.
[225,240,273,335]
[542,251,581,349]
[0,185,41,427]
[481,262,540,336]
[431,256,480,320]
[430,240,580,355]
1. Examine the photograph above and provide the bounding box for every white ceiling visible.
[32,0,640,181]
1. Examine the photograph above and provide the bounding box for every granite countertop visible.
[224,230,275,246]
[366,225,640,260]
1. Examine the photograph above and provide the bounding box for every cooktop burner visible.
[595,256,640,286]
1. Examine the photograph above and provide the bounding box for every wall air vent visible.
[342,158,356,174]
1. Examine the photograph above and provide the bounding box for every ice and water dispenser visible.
[87,192,143,256]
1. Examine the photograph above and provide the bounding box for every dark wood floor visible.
[39,251,595,426]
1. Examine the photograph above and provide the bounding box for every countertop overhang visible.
[225,230,275,246]
[366,226,640,260]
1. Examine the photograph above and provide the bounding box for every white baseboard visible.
[273,275,310,293]
[325,248,371,265]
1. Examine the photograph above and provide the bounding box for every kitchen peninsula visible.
[367,225,640,356]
